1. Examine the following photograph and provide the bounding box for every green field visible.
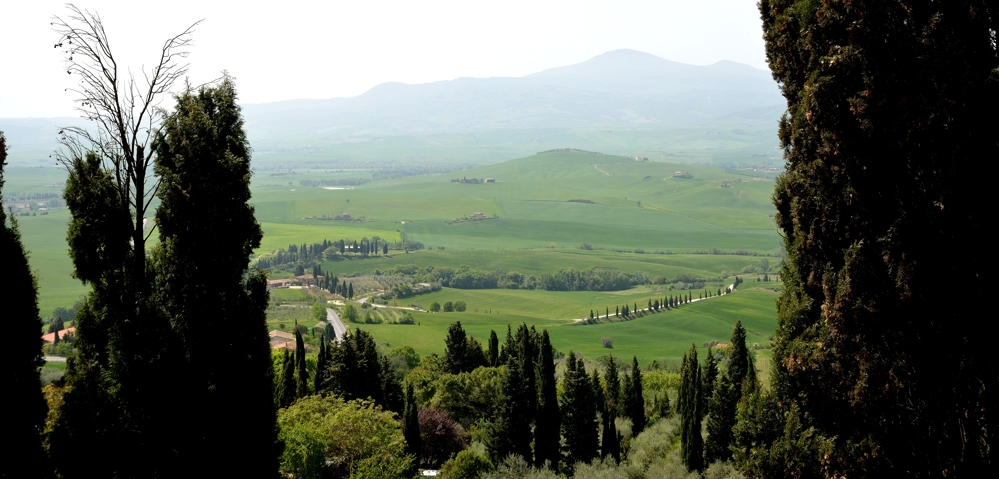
[7,148,782,363]
[341,286,778,366]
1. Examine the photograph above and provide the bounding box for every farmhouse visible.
[42,327,76,344]
[470,212,486,219]
[269,330,298,350]
[267,279,292,289]
[674,171,683,177]
[484,178,495,183]
[335,212,351,220]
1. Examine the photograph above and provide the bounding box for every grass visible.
[343,286,779,366]
[316,249,773,287]
[8,149,781,337]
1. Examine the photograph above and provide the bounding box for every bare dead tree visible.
[51,3,200,270]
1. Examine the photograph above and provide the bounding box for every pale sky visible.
[0,1,768,118]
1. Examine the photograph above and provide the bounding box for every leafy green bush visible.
[439,449,494,479]
[277,396,408,479]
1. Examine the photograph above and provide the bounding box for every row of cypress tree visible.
[676,320,753,472]
[439,321,647,473]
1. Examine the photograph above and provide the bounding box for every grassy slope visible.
[346,287,778,366]
[11,150,780,319]
[319,249,773,280]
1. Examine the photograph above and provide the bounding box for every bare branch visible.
[52,3,199,260]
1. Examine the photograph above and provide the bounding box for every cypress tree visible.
[604,354,621,416]
[700,346,718,420]
[277,349,296,408]
[487,329,499,367]
[601,407,621,462]
[704,372,737,463]
[403,383,421,471]
[561,352,598,472]
[534,330,561,469]
[1,131,49,478]
[314,337,328,393]
[625,355,646,435]
[443,321,470,374]
[379,356,404,414]
[728,320,750,397]
[679,344,703,471]
[295,327,307,398]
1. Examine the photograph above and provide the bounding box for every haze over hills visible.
[242,49,784,139]
[0,49,784,166]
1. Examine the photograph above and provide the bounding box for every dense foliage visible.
[49,78,280,478]
[1,131,49,478]
[746,0,998,476]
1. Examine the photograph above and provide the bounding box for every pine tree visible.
[1,131,49,478]
[560,352,598,472]
[403,383,421,472]
[534,330,561,470]
[625,355,646,435]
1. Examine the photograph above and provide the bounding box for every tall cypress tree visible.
[704,372,737,464]
[700,346,718,421]
[277,349,296,409]
[752,4,999,474]
[150,77,279,477]
[295,327,307,398]
[443,321,470,374]
[1,131,49,478]
[488,329,499,367]
[625,355,646,435]
[403,382,421,471]
[604,354,621,416]
[561,352,598,472]
[534,329,561,469]
[679,344,703,471]
[379,356,404,414]
[727,320,749,397]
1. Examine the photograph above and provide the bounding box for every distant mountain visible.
[1,50,784,165]
[242,50,784,143]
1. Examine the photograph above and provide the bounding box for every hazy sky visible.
[1,1,768,118]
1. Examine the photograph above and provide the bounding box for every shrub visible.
[439,449,494,479]
[349,455,413,479]
[481,455,558,479]
[600,337,614,349]
[341,304,359,322]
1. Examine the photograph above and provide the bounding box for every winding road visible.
[326,308,347,342]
